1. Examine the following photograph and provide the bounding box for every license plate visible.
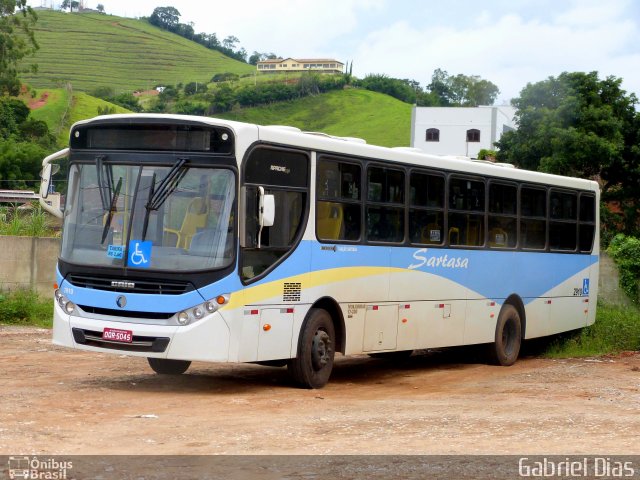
[102,327,133,343]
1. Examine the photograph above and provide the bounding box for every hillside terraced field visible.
[21,11,254,92]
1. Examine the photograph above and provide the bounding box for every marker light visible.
[216,294,230,305]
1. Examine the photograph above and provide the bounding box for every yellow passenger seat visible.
[164,197,209,249]
[317,202,343,240]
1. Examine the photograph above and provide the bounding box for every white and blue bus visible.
[40,114,599,388]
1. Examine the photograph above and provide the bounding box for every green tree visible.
[61,0,79,12]
[496,71,640,235]
[96,4,105,13]
[426,69,499,106]
[184,81,207,95]
[0,96,29,138]
[356,74,418,104]
[210,83,235,113]
[149,6,181,31]
[0,98,55,190]
[0,0,38,95]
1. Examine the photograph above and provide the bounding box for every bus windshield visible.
[60,162,235,272]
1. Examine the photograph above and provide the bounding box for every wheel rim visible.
[311,329,332,371]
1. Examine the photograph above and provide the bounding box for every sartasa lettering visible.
[408,248,469,270]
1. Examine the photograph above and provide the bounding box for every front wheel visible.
[147,357,191,375]
[488,304,522,366]
[288,308,335,389]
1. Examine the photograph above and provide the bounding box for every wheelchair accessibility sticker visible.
[128,240,152,268]
[583,278,590,296]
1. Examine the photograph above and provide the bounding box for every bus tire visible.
[288,308,335,389]
[147,357,191,375]
[489,304,522,366]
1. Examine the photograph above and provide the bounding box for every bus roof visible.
[71,113,599,193]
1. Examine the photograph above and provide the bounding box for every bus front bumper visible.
[52,301,231,362]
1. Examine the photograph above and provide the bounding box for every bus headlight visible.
[55,290,76,315]
[176,294,230,326]
[205,301,218,313]
[64,301,76,315]
[177,311,190,325]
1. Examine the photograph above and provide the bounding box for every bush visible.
[184,82,208,95]
[89,86,116,100]
[173,100,206,116]
[608,234,640,302]
[211,72,239,83]
[544,302,640,357]
[0,205,58,237]
[0,288,52,327]
[477,149,497,160]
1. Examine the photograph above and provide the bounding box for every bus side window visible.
[521,186,547,250]
[316,158,361,242]
[241,147,309,282]
[409,171,444,245]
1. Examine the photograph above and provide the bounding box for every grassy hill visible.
[217,88,412,147]
[27,87,130,145]
[26,87,410,149]
[20,10,254,92]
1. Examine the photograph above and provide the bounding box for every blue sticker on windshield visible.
[107,245,124,259]
[128,240,152,268]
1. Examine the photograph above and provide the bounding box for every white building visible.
[410,106,517,158]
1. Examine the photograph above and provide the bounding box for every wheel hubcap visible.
[311,330,332,371]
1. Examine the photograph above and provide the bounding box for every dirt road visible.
[1,326,639,455]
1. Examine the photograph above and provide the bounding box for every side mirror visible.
[257,186,275,248]
[259,189,275,228]
[38,148,68,219]
[40,164,53,200]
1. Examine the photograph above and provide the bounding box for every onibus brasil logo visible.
[7,457,73,480]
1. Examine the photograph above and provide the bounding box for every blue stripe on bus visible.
[56,242,597,313]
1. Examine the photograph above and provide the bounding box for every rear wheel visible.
[489,304,522,366]
[147,357,191,375]
[288,308,335,389]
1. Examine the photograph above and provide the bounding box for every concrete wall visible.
[598,252,631,306]
[0,236,59,297]
[410,105,517,157]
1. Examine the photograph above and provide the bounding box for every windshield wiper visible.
[101,176,122,244]
[141,158,188,241]
[146,158,188,211]
[95,155,113,212]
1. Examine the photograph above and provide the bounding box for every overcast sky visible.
[32,0,640,103]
